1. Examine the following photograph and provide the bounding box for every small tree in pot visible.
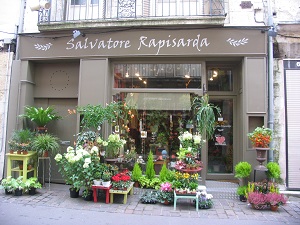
[234,161,252,186]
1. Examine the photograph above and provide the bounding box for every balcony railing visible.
[38,0,225,23]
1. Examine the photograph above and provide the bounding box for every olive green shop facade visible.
[7,27,268,182]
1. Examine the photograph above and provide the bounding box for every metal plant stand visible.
[37,157,51,190]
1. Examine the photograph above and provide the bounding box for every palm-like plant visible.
[19,106,62,127]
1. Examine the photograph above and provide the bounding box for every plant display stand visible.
[92,185,111,204]
[6,151,37,182]
[37,157,51,190]
[109,182,134,204]
[174,191,199,211]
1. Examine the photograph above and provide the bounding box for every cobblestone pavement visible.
[0,181,299,224]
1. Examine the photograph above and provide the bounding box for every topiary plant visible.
[159,161,168,182]
[234,161,252,179]
[266,162,281,179]
[132,162,143,182]
[145,151,155,180]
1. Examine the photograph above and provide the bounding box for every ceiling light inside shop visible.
[213,70,218,77]
[125,72,129,77]
[135,73,140,76]
[139,77,142,80]
[143,81,147,84]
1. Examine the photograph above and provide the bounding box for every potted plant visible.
[140,190,159,204]
[132,162,143,187]
[266,192,287,211]
[19,106,62,133]
[9,129,35,154]
[234,161,252,186]
[102,171,112,187]
[0,176,14,194]
[31,133,60,157]
[196,191,214,209]
[158,182,174,204]
[192,94,221,141]
[24,177,42,195]
[247,191,268,209]
[11,176,25,196]
[266,162,281,181]
[248,126,273,169]
[97,134,126,160]
[237,185,248,202]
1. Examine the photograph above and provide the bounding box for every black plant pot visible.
[5,189,12,195]
[28,188,36,195]
[239,195,247,202]
[83,191,93,201]
[14,189,23,196]
[70,188,80,198]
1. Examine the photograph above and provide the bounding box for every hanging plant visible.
[192,94,221,140]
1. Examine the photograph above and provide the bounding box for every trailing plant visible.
[132,162,143,182]
[19,106,62,127]
[266,162,281,179]
[145,151,155,180]
[31,133,61,156]
[192,94,221,140]
[234,161,252,179]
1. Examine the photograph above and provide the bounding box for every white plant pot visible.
[93,179,102,186]
[102,181,111,187]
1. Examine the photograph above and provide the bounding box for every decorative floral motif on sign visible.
[226,38,248,47]
[34,43,53,51]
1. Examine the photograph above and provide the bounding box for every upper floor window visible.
[114,63,202,89]
[71,0,87,5]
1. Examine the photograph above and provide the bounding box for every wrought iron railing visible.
[38,0,225,23]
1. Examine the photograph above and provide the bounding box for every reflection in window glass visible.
[114,64,201,89]
[207,69,233,91]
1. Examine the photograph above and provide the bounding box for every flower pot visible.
[239,195,247,202]
[163,200,170,205]
[251,203,268,210]
[133,181,140,188]
[43,151,49,157]
[17,150,21,154]
[28,188,36,195]
[93,179,102,186]
[102,181,111,188]
[69,188,80,198]
[255,147,270,170]
[22,150,28,155]
[83,190,93,201]
[9,150,14,154]
[270,205,279,212]
[5,189,12,195]
[14,189,23,196]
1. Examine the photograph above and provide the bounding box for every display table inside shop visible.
[109,182,134,204]
[6,151,37,182]
[174,190,199,211]
[92,185,111,204]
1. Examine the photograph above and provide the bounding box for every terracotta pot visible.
[133,181,140,188]
[43,151,49,157]
[27,164,32,170]
[270,205,279,212]
[163,200,170,205]
[9,150,14,154]
[17,150,21,154]
[22,150,28,155]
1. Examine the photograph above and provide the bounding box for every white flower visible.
[54,154,62,162]
[67,146,74,153]
[182,131,193,140]
[84,157,91,164]
[193,135,201,144]
[83,163,89,168]
[206,194,213,199]
[90,146,99,154]
[102,141,108,146]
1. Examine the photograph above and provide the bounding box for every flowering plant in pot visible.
[248,126,272,148]
[111,172,131,190]
[196,191,214,209]
[267,192,287,206]
[158,182,174,204]
[247,191,268,209]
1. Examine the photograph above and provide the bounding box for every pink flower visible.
[160,182,173,192]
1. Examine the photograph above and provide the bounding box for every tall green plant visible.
[146,151,155,180]
[234,162,252,178]
[266,162,281,179]
[192,94,221,140]
[159,161,168,182]
[132,162,143,182]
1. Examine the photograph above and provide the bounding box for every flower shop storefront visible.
[8,27,268,182]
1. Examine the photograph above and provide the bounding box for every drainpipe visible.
[267,0,274,162]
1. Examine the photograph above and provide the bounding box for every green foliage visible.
[19,106,62,127]
[138,176,151,188]
[234,161,252,178]
[31,134,60,156]
[145,151,155,180]
[11,176,25,191]
[24,177,42,191]
[132,162,143,182]
[189,182,198,190]
[165,170,176,182]
[76,131,97,147]
[77,102,122,130]
[266,162,281,179]
[159,161,168,182]
[0,176,13,192]
[11,129,35,144]
[149,177,162,189]
[237,185,248,196]
[140,190,158,204]
[192,94,221,140]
